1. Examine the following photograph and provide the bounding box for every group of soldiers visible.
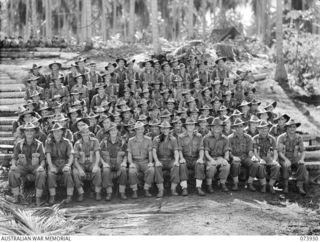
[0,35,67,49]
[9,54,309,206]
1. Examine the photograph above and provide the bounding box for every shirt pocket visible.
[31,153,40,166]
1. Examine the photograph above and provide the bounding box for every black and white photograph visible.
[0,0,319,238]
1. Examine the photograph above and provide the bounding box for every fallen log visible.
[305,145,320,152]
[0,51,61,59]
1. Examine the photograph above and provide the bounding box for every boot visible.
[232,183,239,191]
[197,188,205,196]
[36,197,42,206]
[13,195,19,204]
[65,196,72,204]
[95,193,102,201]
[261,185,266,193]
[181,188,188,196]
[207,185,214,194]
[156,190,164,198]
[171,189,178,196]
[221,184,229,192]
[120,192,127,200]
[269,185,276,194]
[283,181,289,194]
[105,193,112,201]
[145,190,152,197]
[297,183,306,195]
[248,183,256,192]
[77,194,84,202]
[48,196,55,205]
[89,191,95,199]
[132,191,138,199]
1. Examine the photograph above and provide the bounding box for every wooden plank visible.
[305,145,320,152]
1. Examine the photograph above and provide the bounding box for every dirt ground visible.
[1,54,320,235]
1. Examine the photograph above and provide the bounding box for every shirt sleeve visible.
[127,139,133,154]
[297,136,305,152]
[224,138,231,152]
[45,140,52,154]
[93,139,100,152]
[171,137,178,151]
[247,135,254,152]
[13,142,20,160]
[203,137,210,152]
[152,137,160,150]
[38,142,45,162]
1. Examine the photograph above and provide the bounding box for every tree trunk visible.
[261,0,267,43]
[113,0,117,34]
[128,0,135,41]
[45,0,52,39]
[150,0,160,54]
[265,0,271,46]
[8,0,13,37]
[101,0,107,42]
[25,0,30,39]
[76,0,80,44]
[274,0,288,82]
[213,0,216,28]
[31,0,37,38]
[172,0,177,41]
[187,0,193,39]
[201,0,206,39]
[86,0,92,43]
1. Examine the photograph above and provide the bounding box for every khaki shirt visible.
[228,133,253,159]
[178,132,203,159]
[73,137,100,165]
[127,136,152,162]
[45,137,73,162]
[13,138,45,166]
[203,134,229,158]
[277,133,304,161]
[153,135,178,160]
[253,134,277,159]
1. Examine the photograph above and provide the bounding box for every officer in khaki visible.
[100,122,128,201]
[9,123,46,206]
[253,120,280,194]
[127,121,155,198]
[277,119,308,195]
[203,117,230,193]
[178,117,206,196]
[46,123,74,204]
[73,124,102,201]
[153,121,180,198]
[228,118,265,191]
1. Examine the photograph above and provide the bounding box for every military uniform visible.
[45,137,74,197]
[228,132,264,188]
[178,132,205,191]
[203,134,230,189]
[73,136,102,196]
[153,134,180,194]
[9,138,46,200]
[127,135,155,192]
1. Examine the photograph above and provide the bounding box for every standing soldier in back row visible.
[277,119,308,195]
[8,123,46,206]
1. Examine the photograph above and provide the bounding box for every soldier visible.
[96,114,112,142]
[85,62,101,101]
[146,119,161,139]
[8,123,46,205]
[211,57,229,82]
[25,76,44,101]
[270,113,290,138]
[127,122,155,198]
[203,117,230,193]
[197,115,210,137]
[153,121,180,197]
[228,118,265,191]
[277,119,308,195]
[253,120,280,194]
[178,118,206,196]
[90,83,108,111]
[46,123,74,204]
[245,115,260,137]
[73,125,102,201]
[64,63,79,91]
[100,123,128,200]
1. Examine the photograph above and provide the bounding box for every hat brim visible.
[215,57,227,64]
[50,127,66,132]
[49,62,62,69]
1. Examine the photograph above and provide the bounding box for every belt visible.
[133,158,148,163]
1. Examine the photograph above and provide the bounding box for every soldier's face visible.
[174,121,182,130]
[287,125,296,134]
[186,124,195,132]
[114,116,121,124]
[52,64,59,71]
[90,65,96,71]
[81,129,90,139]
[135,127,144,135]
[123,111,130,119]
[220,110,227,116]
[224,120,231,129]
[24,114,32,123]
[70,112,78,120]
[89,118,97,126]
[31,80,37,86]
[259,126,269,136]
[151,126,159,133]
[241,105,249,113]
[109,127,118,137]
[76,77,83,84]
[55,79,61,85]
[58,120,67,127]
[118,60,125,67]
[102,119,111,129]
[191,113,198,121]
[199,121,207,128]
[53,130,63,140]
[161,127,170,136]
[202,109,210,116]
[213,101,221,109]
[77,121,86,131]
[278,117,286,126]
[167,103,174,110]
[260,113,268,121]
[235,125,244,134]
[250,122,259,130]
[212,125,223,135]
[24,129,35,139]
[145,62,151,69]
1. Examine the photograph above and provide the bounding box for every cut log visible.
[305,151,320,162]
[0,153,11,167]
[253,73,268,81]
[305,146,320,152]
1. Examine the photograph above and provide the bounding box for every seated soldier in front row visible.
[46,123,74,205]
[9,123,46,206]
[73,125,102,201]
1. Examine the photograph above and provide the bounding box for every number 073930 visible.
[300,236,319,241]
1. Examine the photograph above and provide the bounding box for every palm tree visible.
[150,0,160,54]
[274,0,288,81]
